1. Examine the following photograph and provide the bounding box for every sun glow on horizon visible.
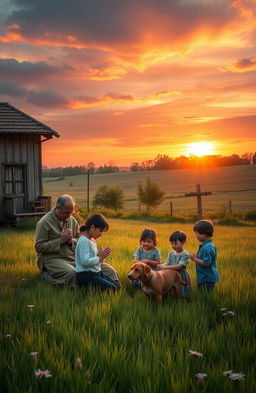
[186,142,215,157]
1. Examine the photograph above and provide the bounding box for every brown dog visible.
[128,262,187,305]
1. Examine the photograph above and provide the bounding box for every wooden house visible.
[0,102,60,224]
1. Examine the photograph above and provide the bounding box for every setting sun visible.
[186,142,215,157]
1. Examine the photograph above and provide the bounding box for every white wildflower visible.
[35,369,52,378]
[195,373,207,383]
[229,372,245,381]
[189,350,203,357]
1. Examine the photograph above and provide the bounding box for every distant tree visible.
[93,185,125,211]
[96,165,119,174]
[153,155,177,170]
[42,165,86,177]
[253,152,256,165]
[87,162,96,174]
[175,155,191,169]
[141,159,154,171]
[220,154,242,167]
[241,153,254,165]
[137,177,165,213]
[130,162,141,172]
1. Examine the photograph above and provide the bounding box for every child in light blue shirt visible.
[157,231,191,298]
[189,219,219,291]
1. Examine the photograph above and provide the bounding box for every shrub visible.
[137,177,165,213]
[244,209,256,221]
[93,185,125,211]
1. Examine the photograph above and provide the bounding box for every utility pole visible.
[185,184,212,219]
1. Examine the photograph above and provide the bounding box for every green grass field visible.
[43,165,256,215]
[1,219,255,393]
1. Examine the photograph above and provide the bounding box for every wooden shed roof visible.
[0,102,60,138]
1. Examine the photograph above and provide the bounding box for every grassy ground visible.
[43,165,256,215]
[0,219,256,393]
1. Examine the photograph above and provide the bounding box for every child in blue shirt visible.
[189,219,219,291]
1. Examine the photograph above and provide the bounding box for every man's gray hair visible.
[56,194,75,208]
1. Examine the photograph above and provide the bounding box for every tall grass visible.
[0,220,255,393]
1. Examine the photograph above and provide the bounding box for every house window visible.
[4,165,26,211]
[5,166,25,195]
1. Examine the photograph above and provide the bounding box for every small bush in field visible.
[244,209,256,221]
[93,185,125,211]
[138,177,165,213]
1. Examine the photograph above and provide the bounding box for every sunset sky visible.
[0,0,255,167]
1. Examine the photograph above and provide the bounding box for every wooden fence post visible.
[170,201,173,216]
[229,200,232,215]
[185,184,212,219]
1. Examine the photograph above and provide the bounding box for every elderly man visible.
[35,194,120,288]
[35,194,79,287]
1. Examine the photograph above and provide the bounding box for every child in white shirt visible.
[76,214,120,291]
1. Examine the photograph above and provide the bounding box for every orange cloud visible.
[221,57,256,72]
[0,24,86,49]
[231,0,256,20]
[68,90,180,109]
[87,62,128,80]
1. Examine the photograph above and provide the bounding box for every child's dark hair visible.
[169,231,186,243]
[140,228,157,246]
[80,213,109,233]
[193,219,214,237]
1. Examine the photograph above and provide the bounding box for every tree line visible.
[43,152,256,177]
[42,163,119,177]
[130,152,256,171]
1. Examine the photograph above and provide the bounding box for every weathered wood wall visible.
[0,134,42,222]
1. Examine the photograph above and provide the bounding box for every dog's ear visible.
[143,264,151,281]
